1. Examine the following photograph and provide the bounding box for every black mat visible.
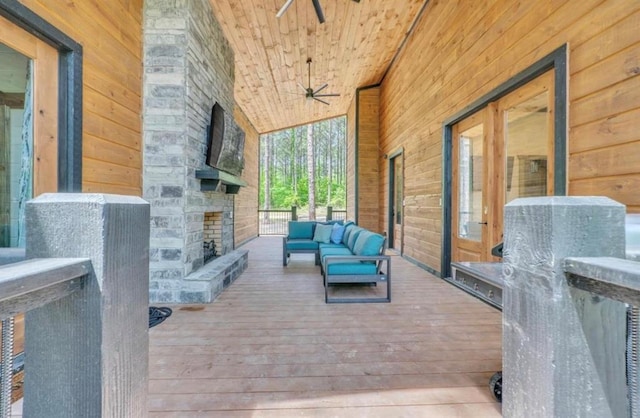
[149,306,172,328]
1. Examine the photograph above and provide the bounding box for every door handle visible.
[478,222,488,225]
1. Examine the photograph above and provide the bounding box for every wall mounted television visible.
[205,102,225,168]
[205,102,245,177]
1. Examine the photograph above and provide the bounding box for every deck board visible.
[149,236,502,417]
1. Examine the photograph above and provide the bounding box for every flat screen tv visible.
[205,102,225,168]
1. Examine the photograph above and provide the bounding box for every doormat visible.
[149,307,172,328]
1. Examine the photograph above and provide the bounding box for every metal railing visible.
[258,206,297,235]
[258,206,348,235]
[327,207,347,221]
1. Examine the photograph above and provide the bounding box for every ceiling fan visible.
[297,58,340,105]
[276,0,360,24]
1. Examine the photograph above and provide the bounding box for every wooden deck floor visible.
[148,236,503,417]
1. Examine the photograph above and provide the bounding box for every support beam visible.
[24,193,150,418]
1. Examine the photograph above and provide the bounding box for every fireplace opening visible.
[203,211,223,264]
[203,239,217,264]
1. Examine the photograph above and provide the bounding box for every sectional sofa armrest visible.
[323,255,390,263]
[282,236,288,266]
[283,235,321,266]
[323,255,391,303]
[322,255,391,281]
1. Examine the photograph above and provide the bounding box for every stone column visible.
[24,194,150,418]
[503,196,628,417]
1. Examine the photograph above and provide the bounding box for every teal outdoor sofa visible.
[319,224,390,303]
[282,220,391,303]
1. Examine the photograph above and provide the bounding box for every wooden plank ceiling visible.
[210,0,427,134]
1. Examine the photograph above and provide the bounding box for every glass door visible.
[389,153,403,251]
[0,14,60,362]
[452,70,554,263]
[494,70,554,240]
[452,110,488,262]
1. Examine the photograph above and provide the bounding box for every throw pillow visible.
[341,221,355,244]
[353,231,385,256]
[313,223,333,243]
[330,223,346,244]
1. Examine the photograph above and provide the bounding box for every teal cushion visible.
[353,232,385,256]
[320,247,353,262]
[286,240,319,251]
[288,221,316,239]
[342,224,355,245]
[318,242,348,250]
[313,223,333,243]
[326,261,378,275]
[347,227,365,252]
[330,223,346,244]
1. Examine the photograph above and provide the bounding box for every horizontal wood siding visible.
[233,106,259,246]
[356,87,381,232]
[378,0,640,273]
[20,0,144,195]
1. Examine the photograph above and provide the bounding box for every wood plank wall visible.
[355,87,381,232]
[0,0,143,378]
[376,0,640,274]
[20,0,144,195]
[233,106,259,246]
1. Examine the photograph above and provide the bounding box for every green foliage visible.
[260,116,347,210]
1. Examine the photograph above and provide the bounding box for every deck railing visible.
[258,206,297,235]
[327,207,347,221]
[503,196,637,417]
[258,206,347,235]
[0,193,150,418]
[0,258,91,416]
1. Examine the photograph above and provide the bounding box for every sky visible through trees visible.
[260,116,346,214]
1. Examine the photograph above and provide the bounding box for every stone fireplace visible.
[143,0,248,303]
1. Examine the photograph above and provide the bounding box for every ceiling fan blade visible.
[313,97,330,105]
[313,83,328,95]
[314,93,340,97]
[276,0,295,18]
[297,82,308,92]
[311,0,325,24]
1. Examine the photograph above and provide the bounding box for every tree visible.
[262,134,271,221]
[306,123,315,220]
[327,118,333,206]
[258,116,346,211]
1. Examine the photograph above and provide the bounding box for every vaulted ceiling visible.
[210,0,427,134]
